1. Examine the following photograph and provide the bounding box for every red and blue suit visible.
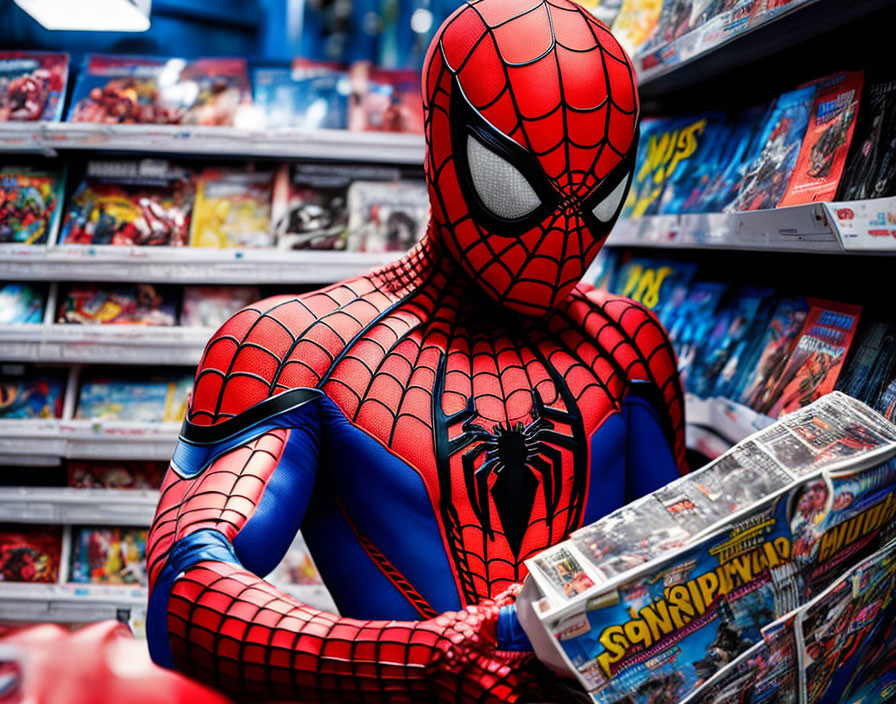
[146,0,688,700]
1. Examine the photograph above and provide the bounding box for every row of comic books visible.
[520,392,896,703]
[0,523,325,591]
[623,69,896,217]
[592,250,896,423]
[611,0,811,59]
[0,363,191,423]
[0,51,423,133]
[0,282,260,328]
[0,161,428,251]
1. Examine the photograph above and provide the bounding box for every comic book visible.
[57,284,177,326]
[348,64,424,134]
[642,0,693,53]
[798,537,896,704]
[590,248,621,292]
[709,287,776,401]
[665,281,728,394]
[60,160,194,247]
[520,392,896,703]
[0,525,62,583]
[726,85,816,212]
[0,52,68,122]
[0,364,65,419]
[180,286,259,328]
[610,256,698,322]
[67,55,251,126]
[0,165,65,245]
[573,0,625,27]
[69,526,147,585]
[0,283,44,324]
[76,373,192,423]
[681,613,800,704]
[189,168,274,249]
[611,0,664,57]
[837,80,896,201]
[252,60,350,130]
[767,300,862,418]
[272,164,398,250]
[779,72,864,206]
[835,321,896,406]
[67,461,166,490]
[738,297,809,414]
[623,115,714,217]
[657,115,728,215]
[345,180,429,252]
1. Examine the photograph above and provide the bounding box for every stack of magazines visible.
[520,391,896,703]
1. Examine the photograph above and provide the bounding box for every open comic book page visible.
[521,392,896,704]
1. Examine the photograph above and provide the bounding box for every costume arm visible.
[146,393,551,704]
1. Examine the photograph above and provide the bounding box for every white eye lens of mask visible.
[591,173,629,223]
[466,134,542,221]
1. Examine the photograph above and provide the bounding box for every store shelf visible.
[0,420,179,463]
[608,203,841,252]
[0,324,211,365]
[0,245,403,284]
[0,488,159,526]
[0,583,146,623]
[827,196,896,251]
[0,122,426,164]
[685,393,775,453]
[637,0,896,97]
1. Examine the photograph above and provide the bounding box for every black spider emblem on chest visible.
[433,353,588,586]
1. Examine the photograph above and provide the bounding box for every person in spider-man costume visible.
[146,0,687,701]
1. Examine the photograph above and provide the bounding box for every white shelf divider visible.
[0,488,159,526]
[0,122,425,164]
[0,245,403,284]
[0,582,146,623]
[0,324,211,365]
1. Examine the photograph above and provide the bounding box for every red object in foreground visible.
[0,621,234,704]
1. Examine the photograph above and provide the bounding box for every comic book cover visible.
[0,52,68,122]
[189,168,274,249]
[590,248,620,292]
[0,525,62,583]
[799,538,896,704]
[57,284,177,326]
[835,321,896,405]
[702,104,770,212]
[0,364,65,419]
[348,63,424,134]
[67,55,251,126]
[837,80,896,201]
[767,300,862,418]
[60,160,194,247]
[69,526,147,585]
[726,85,816,212]
[180,286,259,328]
[623,115,713,217]
[0,165,65,245]
[657,115,728,215]
[709,287,776,401]
[642,0,693,53]
[76,373,192,423]
[610,256,698,321]
[681,613,800,704]
[738,297,809,414]
[611,0,663,57]
[271,163,388,250]
[522,392,896,703]
[779,72,864,206]
[573,0,624,27]
[67,461,166,490]
[0,283,44,324]
[665,281,728,394]
[252,60,350,130]
[345,180,429,252]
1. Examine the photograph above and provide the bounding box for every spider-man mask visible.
[423,0,639,316]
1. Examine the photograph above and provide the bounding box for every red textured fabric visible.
[147,2,685,701]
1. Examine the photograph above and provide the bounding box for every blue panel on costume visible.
[301,494,429,621]
[497,604,532,651]
[233,409,321,577]
[146,529,241,669]
[624,389,679,502]
[582,409,627,526]
[316,397,463,615]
